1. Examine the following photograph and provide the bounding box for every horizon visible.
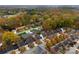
[0,5,78,9]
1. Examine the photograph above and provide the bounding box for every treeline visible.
[0,8,79,31]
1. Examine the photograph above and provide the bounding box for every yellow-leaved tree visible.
[2,31,21,49]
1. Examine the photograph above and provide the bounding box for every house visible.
[21,34,35,44]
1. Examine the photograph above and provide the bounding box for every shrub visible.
[18,46,26,53]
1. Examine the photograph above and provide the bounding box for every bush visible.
[10,50,16,54]
[28,43,34,48]
[35,40,42,45]
[18,46,26,53]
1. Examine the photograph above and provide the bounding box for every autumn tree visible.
[45,39,52,51]
[0,18,6,26]
[42,18,56,31]
[2,31,21,49]
[50,38,57,45]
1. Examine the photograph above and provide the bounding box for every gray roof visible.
[21,34,31,39]
[24,44,47,54]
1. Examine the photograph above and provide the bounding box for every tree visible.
[7,16,22,28]
[0,18,6,26]
[2,31,21,49]
[59,34,64,41]
[17,12,30,26]
[51,37,58,45]
[42,18,56,30]
[63,19,74,27]
[74,18,79,29]
[45,39,52,51]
